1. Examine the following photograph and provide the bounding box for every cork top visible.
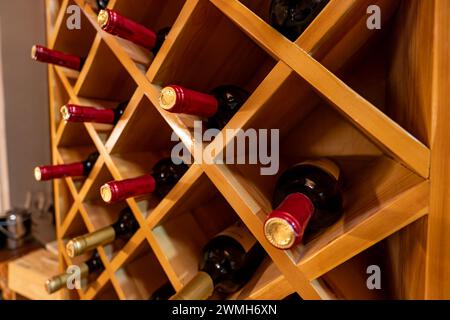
[100,184,113,203]
[31,45,38,60]
[264,217,296,249]
[98,9,110,29]
[34,167,42,181]
[66,239,81,258]
[159,86,177,110]
[60,105,70,121]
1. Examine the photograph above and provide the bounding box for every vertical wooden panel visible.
[386,0,435,146]
[426,0,450,300]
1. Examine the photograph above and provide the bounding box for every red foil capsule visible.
[263,193,314,249]
[100,174,156,203]
[31,45,83,71]
[98,9,157,50]
[61,104,116,124]
[35,163,85,181]
[159,85,219,118]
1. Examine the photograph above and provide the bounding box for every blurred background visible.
[0,0,51,212]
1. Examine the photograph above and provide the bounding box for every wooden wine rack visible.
[42,0,449,300]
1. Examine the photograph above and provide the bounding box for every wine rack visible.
[42,0,449,299]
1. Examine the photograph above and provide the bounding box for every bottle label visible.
[299,159,340,180]
[217,221,256,253]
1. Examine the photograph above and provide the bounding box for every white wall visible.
[0,24,10,213]
[0,0,51,209]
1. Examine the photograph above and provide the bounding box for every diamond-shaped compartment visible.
[113,239,171,300]
[108,92,189,219]
[218,68,424,265]
[150,172,286,299]
[52,0,97,84]
[148,0,277,134]
[109,0,187,71]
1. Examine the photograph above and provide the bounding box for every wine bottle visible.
[159,85,249,130]
[264,159,343,250]
[34,152,99,181]
[269,0,329,41]
[66,208,139,258]
[149,282,176,300]
[98,9,170,55]
[45,251,104,294]
[60,101,128,125]
[100,158,188,204]
[170,221,266,300]
[31,45,84,71]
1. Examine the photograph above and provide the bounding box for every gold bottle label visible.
[170,271,214,300]
[45,263,89,294]
[66,227,116,257]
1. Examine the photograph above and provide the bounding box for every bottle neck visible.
[45,263,89,294]
[100,174,156,203]
[159,85,219,118]
[66,226,116,258]
[170,272,215,300]
[61,104,116,124]
[151,27,171,55]
[98,9,157,50]
[264,193,314,249]
[85,253,105,273]
[34,162,85,181]
[31,45,83,71]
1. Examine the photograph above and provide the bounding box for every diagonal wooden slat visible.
[300,181,429,280]
[43,0,439,301]
[202,163,322,299]
[48,0,69,48]
[210,0,430,179]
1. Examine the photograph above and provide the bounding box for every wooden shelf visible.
[41,0,448,299]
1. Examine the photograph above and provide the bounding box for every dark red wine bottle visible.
[264,159,343,249]
[98,9,170,55]
[61,101,128,125]
[100,158,188,203]
[66,208,139,258]
[149,282,176,300]
[45,251,104,294]
[159,85,249,130]
[170,222,266,300]
[269,0,329,41]
[31,45,84,71]
[34,152,99,181]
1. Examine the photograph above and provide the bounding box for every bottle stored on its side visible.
[159,85,249,130]
[264,159,343,250]
[100,158,188,204]
[60,101,128,125]
[170,222,266,300]
[45,251,104,294]
[31,45,84,71]
[34,152,99,181]
[66,208,139,258]
[149,282,176,300]
[97,9,170,56]
[269,0,329,41]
